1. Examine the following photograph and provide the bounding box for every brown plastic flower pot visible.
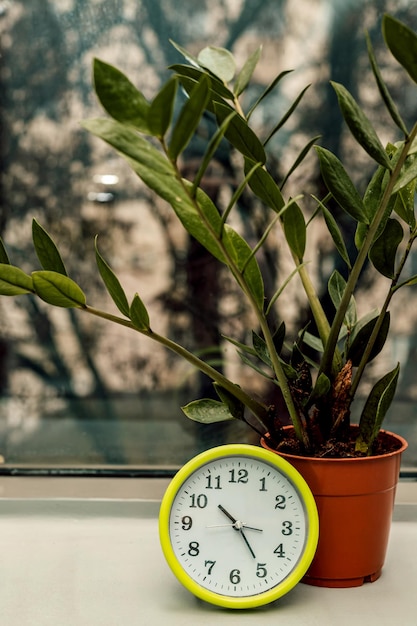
[261,429,407,587]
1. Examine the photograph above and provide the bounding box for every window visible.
[0,0,416,474]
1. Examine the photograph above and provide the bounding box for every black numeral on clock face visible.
[281,520,293,535]
[181,515,193,530]
[274,543,285,558]
[229,569,241,584]
[228,469,248,483]
[188,541,200,556]
[189,493,208,508]
[275,495,286,509]
[205,474,222,490]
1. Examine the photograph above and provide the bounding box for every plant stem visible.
[83,304,271,432]
[320,122,417,381]
[350,227,417,396]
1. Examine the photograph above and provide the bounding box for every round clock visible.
[159,443,319,609]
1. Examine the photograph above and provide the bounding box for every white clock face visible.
[167,453,310,599]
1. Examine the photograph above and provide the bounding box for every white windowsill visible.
[0,478,416,626]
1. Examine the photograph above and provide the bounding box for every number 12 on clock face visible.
[159,444,319,609]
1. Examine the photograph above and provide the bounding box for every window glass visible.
[0,0,416,471]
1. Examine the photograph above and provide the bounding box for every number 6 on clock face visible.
[159,444,319,609]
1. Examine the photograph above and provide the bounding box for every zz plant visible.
[1,14,417,456]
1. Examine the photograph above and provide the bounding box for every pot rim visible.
[261,426,408,463]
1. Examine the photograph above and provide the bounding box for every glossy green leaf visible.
[95,237,130,317]
[356,362,400,454]
[393,179,416,230]
[247,69,293,118]
[346,311,390,366]
[182,398,236,423]
[309,372,331,405]
[169,64,235,102]
[32,219,67,275]
[366,32,408,136]
[369,218,403,278]
[169,40,200,67]
[93,59,150,132]
[252,331,272,368]
[0,264,33,295]
[224,225,264,310]
[328,270,357,328]
[280,135,321,190]
[213,383,244,420]
[82,118,176,176]
[32,271,86,308]
[123,161,227,265]
[383,15,417,85]
[0,238,10,264]
[264,84,310,147]
[130,293,150,331]
[283,201,306,259]
[197,46,236,83]
[393,153,417,193]
[319,201,351,268]
[331,81,391,169]
[214,101,266,164]
[234,46,262,96]
[148,77,178,138]
[315,146,369,223]
[168,75,211,160]
[244,160,285,213]
[273,322,286,355]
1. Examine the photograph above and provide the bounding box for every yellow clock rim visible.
[159,443,319,609]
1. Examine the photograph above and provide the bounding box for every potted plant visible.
[0,14,415,586]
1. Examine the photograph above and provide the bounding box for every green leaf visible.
[169,40,200,67]
[393,178,416,230]
[234,46,262,96]
[319,200,351,268]
[213,383,244,420]
[356,363,400,454]
[346,311,390,366]
[0,264,34,295]
[280,135,321,190]
[331,81,391,169]
[315,146,369,224]
[93,59,150,132]
[32,219,67,275]
[169,64,234,102]
[283,201,306,259]
[393,152,417,193]
[95,237,130,317]
[148,77,178,138]
[130,293,150,331]
[369,218,403,278]
[328,270,357,328]
[224,225,264,309]
[247,69,293,118]
[309,372,331,404]
[0,238,10,264]
[197,46,236,83]
[252,331,272,368]
[181,398,236,423]
[214,101,266,163]
[383,15,417,85]
[264,84,310,147]
[244,160,285,213]
[32,271,86,308]
[82,118,176,177]
[168,75,211,160]
[366,32,408,136]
